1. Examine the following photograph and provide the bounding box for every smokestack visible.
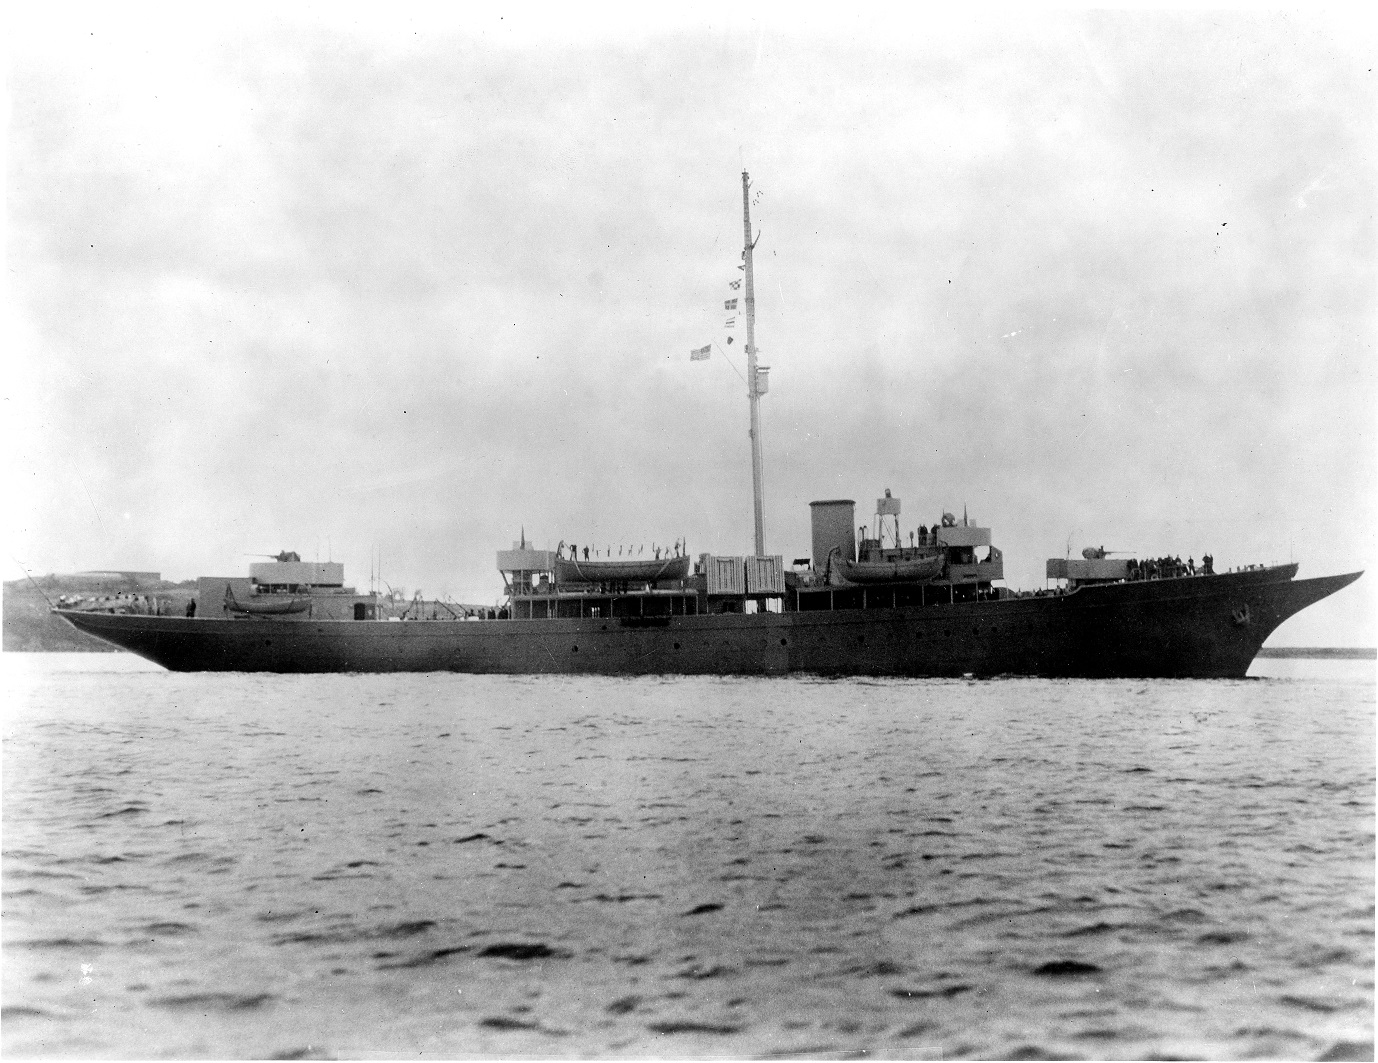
[809,500,856,568]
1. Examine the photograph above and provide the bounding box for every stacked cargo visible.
[745,555,785,594]
[699,555,784,595]
[701,555,746,595]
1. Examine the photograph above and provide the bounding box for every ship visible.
[55,172,1361,677]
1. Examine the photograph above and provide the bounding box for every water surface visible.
[3,654,1372,1059]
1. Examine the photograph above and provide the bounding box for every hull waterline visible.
[56,566,1361,678]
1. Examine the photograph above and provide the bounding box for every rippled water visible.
[3,654,1373,1060]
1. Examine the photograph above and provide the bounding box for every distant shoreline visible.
[1254,647,1376,660]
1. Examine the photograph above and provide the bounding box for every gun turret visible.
[1081,546,1131,560]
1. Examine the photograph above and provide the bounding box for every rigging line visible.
[11,556,55,608]
[714,341,748,386]
[68,461,107,537]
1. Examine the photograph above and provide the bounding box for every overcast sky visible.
[6,8,1374,644]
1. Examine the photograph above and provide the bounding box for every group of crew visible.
[861,525,951,549]
[559,539,687,562]
[58,592,165,615]
[393,601,509,621]
[1127,554,1214,580]
[458,606,508,620]
[914,518,962,546]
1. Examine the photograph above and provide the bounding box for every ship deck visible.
[55,565,1362,678]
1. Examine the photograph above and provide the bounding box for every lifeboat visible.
[554,555,691,584]
[225,587,312,616]
[829,550,944,584]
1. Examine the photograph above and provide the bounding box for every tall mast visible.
[742,170,765,556]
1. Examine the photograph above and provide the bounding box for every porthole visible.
[944,629,952,637]
[674,642,681,649]
[780,638,788,646]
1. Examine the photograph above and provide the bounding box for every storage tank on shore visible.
[810,500,856,568]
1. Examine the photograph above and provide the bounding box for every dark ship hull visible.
[56,564,1359,678]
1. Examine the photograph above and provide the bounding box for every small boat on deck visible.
[830,551,944,584]
[554,554,692,584]
[224,587,312,616]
